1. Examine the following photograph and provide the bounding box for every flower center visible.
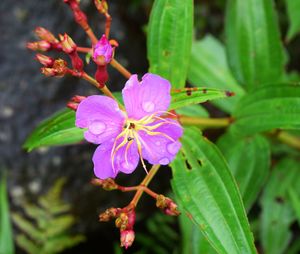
[110,111,178,174]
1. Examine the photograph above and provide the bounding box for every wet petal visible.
[76,95,125,144]
[122,73,171,120]
[93,140,139,179]
[138,119,183,165]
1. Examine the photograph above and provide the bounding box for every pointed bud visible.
[60,33,77,53]
[35,54,54,67]
[156,195,180,216]
[99,207,120,222]
[91,178,118,191]
[93,34,113,65]
[120,230,135,249]
[94,0,108,14]
[67,102,79,111]
[41,59,68,77]
[35,27,58,43]
[27,41,51,52]
[115,213,128,231]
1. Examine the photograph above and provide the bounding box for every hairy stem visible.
[179,115,231,128]
[111,59,132,79]
[77,47,92,53]
[129,164,160,207]
[275,131,300,150]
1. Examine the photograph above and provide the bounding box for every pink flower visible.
[75,74,183,179]
[93,34,113,65]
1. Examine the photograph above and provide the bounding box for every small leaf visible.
[15,235,39,254]
[225,0,285,89]
[260,158,300,254]
[286,0,300,41]
[0,173,15,254]
[170,87,232,110]
[23,109,84,152]
[171,128,256,254]
[148,0,193,88]
[217,133,270,211]
[231,83,300,136]
[188,35,245,113]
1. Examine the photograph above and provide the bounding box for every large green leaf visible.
[23,109,84,152]
[231,83,300,136]
[0,173,15,254]
[171,128,256,254]
[147,0,193,88]
[286,0,300,41]
[170,87,232,110]
[217,133,270,211]
[188,35,245,113]
[260,158,300,254]
[179,212,216,254]
[225,0,285,90]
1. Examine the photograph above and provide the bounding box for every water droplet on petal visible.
[89,121,106,135]
[142,101,155,113]
[167,142,181,155]
[155,141,161,146]
[159,157,169,165]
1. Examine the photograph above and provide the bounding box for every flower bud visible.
[35,27,58,43]
[93,34,113,65]
[120,230,135,249]
[91,178,118,191]
[156,195,180,216]
[59,33,77,54]
[27,41,51,52]
[115,213,128,231]
[35,54,54,67]
[99,207,120,222]
[94,0,108,14]
[41,59,68,77]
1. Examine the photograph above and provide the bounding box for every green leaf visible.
[23,109,84,152]
[231,83,300,136]
[175,104,209,118]
[217,133,270,211]
[170,87,232,110]
[179,212,216,254]
[148,0,193,88]
[286,0,300,41]
[15,235,39,254]
[260,158,300,254]
[288,188,300,227]
[171,128,256,254]
[188,35,245,113]
[225,0,285,89]
[0,173,15,254]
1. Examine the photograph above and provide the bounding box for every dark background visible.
[1,0,299,253]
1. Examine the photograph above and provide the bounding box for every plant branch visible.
[179,115,231,128]
[110,59,132,79]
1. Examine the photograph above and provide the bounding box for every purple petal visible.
[138,119,183,165]
[76,95,125,144]
[93,34,113,64]
[93,140,139,179]
[122,73,171,120]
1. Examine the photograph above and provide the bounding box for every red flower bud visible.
[35,54,54,67]
[59,33,77,54]
[27,41,51,52]
[120,230,135,249]
[35,27,58,43]
[41,59,68,77]
[95,65,108,87]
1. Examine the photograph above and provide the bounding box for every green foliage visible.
[148,0,193,88]
[225,0,285,90]
[171,128,256,254]
[260,158,300,254]
[217,133,270,211]
[188,35,245,113]
[23,109,84,152]
[231,83,300,136]
[285,0,300,41]
[12,178,85,254]
[0,172,15,254]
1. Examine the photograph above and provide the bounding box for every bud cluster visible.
[156,195,181,216]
